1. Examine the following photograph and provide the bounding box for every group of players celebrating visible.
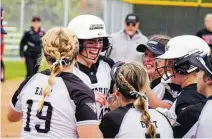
[7,14,212,138]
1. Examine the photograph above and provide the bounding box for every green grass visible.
[4,61,26,80]
[4,60,49,80]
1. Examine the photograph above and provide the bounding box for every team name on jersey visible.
[140,121,158,128]
[92,87,109,96]
[92,87,110,119]
[34,87,52,96]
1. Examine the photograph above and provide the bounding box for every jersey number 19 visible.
[24,99,53,133]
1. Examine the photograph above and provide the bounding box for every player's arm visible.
[7,77,31,122]
[70,87,102,138]
[76,98,103,138]
[145,86,171,109]
[7,105,22,122]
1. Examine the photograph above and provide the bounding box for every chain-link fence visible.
[134,5,212,37]
[2,0,104,31]
[2,0,105,60]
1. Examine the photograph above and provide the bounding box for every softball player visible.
[137,34,181,109]
[7,27,102,138]
[183,53,212,138]
[99,62,173,138]
[67,15,114,119]
[155,35,210,137]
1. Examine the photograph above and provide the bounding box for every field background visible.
[1,61,25,137]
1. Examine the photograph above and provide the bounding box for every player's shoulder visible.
[40,69,93,97]
[99,55,115,68]
[177,101,205,123]
[59,71,95,99]
[148,109,173,129]
[103,103,132,123]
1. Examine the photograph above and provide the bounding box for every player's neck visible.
[77,56,93,68]
[205,86,212,98]
[181,75,197,88]
[150,73,161,81]
[121,99,135,107]
[49,63,73,73]
[61,66,73,72]
[206,27,212,32]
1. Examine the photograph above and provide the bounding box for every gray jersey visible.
[195,98,212,138]
[100,103,173,138]
[10,70,98,138]
[73,56,114,119]
[185,96,212,138]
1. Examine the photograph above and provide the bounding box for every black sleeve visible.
[175,102,190,116]
[11,76,32,111]
[64,78,98,124]
[19,31,28,57]
[74,92,97,123]
[162,89,175,104]
[99,106,131,138]
[173,102,204,138]
[99,113,120,138]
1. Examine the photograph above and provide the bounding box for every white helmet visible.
[67,14,111,60]
[157,35,210,59]
[67,14,108,39]
[156,35,210,80]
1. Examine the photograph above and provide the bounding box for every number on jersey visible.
[24,99,53,133]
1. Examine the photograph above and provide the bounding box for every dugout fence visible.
[122,0,212,37]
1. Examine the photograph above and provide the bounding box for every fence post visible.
[20,0,25,33]
[64,0,69,27]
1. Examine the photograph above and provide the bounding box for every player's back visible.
[100,103,173,138]
[12,70,96,138]
[116,108,173,138]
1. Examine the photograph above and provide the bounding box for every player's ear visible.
[206,77,212,85]
[115,90,120,96]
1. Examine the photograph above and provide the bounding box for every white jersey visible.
[151,77,180,105]
[10,70,98,138]
[183,96,212,138]
[73,56,114,119]
[100,103,173,138]
[195,98,212,138]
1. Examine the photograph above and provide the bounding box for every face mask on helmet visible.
[79,37,111,60]
[156,56,197,81]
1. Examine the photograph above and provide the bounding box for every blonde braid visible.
[117,62,156,138]
[134,97,157,138]
[37,27,79,112]
[118,72,136,92]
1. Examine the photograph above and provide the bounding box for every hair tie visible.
[129,91,147,99]
[52,57,71,67]
[130,91,149,109]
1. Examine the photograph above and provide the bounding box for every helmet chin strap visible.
[80,53,98,61]
[80,47,101,61]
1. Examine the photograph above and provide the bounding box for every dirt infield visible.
[1,78,23,138]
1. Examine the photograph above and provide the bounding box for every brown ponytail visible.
[117,62,156,138]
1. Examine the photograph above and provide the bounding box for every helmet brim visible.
[110,61,125,82]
